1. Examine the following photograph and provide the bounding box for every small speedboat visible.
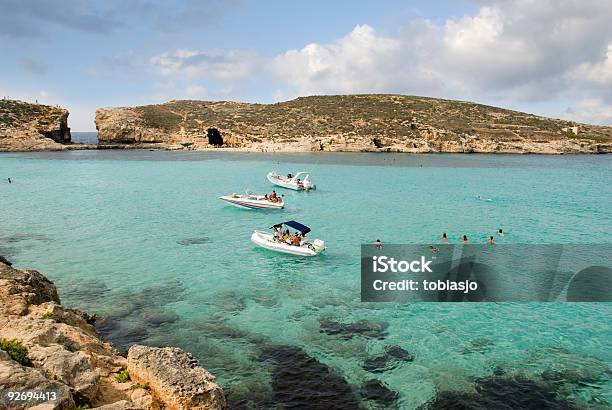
[219,191,284,210]
[267,171,316,191]
[251,220,325,256]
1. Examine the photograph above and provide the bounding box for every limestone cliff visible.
[0,260,226,410]
[0,99,72,151]
[95,95,612,154]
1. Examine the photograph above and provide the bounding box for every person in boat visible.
[273,226,282,242]
[282,229,290,241]
[290,234,301,246]
[269,190,278,202]
[287,173,293,179]
[264,194,269,200]
[231,192,239,198]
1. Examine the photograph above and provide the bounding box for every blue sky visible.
[1,0,611,130]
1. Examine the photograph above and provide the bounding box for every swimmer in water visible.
[375,239,382,249]
[462,235,469,244]
[498,228,504,237]
[7,178,11,184]
[441,232,448,242]
[487,235,494,245]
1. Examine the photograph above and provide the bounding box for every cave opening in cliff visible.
[207,128,223,146]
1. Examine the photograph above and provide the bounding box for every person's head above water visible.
[463,235,468,241]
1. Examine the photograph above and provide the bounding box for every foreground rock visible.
[0,261,225,409]
[0,99,71,151]
[127,345,226,410]
[95,95,612,153]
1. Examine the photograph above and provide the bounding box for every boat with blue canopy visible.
[251,220,325,256]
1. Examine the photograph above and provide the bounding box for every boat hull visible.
[250,231,324,256]
[219,196,284,210]
[267,172,315,191]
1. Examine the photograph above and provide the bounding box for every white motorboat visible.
[219,191,284,210]
[267,171,316,191]
[251,220,325,256]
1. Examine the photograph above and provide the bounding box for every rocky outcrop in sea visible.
[0,260,226,409]
[0,99,71,152]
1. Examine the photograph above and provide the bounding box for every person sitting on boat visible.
[282,229,290,241]
[287,173,293,178]
[289,234,301,246]
[296,178,303,187]
[273,226,282,242]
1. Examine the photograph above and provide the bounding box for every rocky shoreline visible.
[0,259,226,410]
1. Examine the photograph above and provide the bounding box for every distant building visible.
[562,126,579,135]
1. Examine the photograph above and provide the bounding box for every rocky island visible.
[0,259,226,409]
[95,95,612,154]
[0,99,71,152]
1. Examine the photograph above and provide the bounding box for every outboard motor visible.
[312,239,325,253]
[303,175,316,190]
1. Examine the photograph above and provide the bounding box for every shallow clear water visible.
[1,151,611,408]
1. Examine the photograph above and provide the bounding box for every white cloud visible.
[566,98,612,125]
[273,25,404,95]
[569,43,612,96]
[149,81,208,102]
[151,49,259,82]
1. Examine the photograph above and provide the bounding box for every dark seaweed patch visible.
[0,233,48,243]
[95,318,150,354]
[61,279,109,303]
[259,344,360,409]
[363,345,414,373]
[460,337,494,355]
[361,379,399,407]
[419,376,579,410]
[94,281,184,353]
[141,308,179,326]
[319,317,388,339]
[177,237,210,245]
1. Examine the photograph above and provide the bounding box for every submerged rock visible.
[363,345,414,373]
[460,337,494,354]
[319,318,388,339]
[419,376,579,410]
[361,378,399,406]
[177,237,210,245]
[127,345,226,409]
[259,344,360,409]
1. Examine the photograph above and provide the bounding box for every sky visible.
[1,0,612,131]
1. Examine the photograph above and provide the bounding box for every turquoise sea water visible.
[1,151,611,408]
